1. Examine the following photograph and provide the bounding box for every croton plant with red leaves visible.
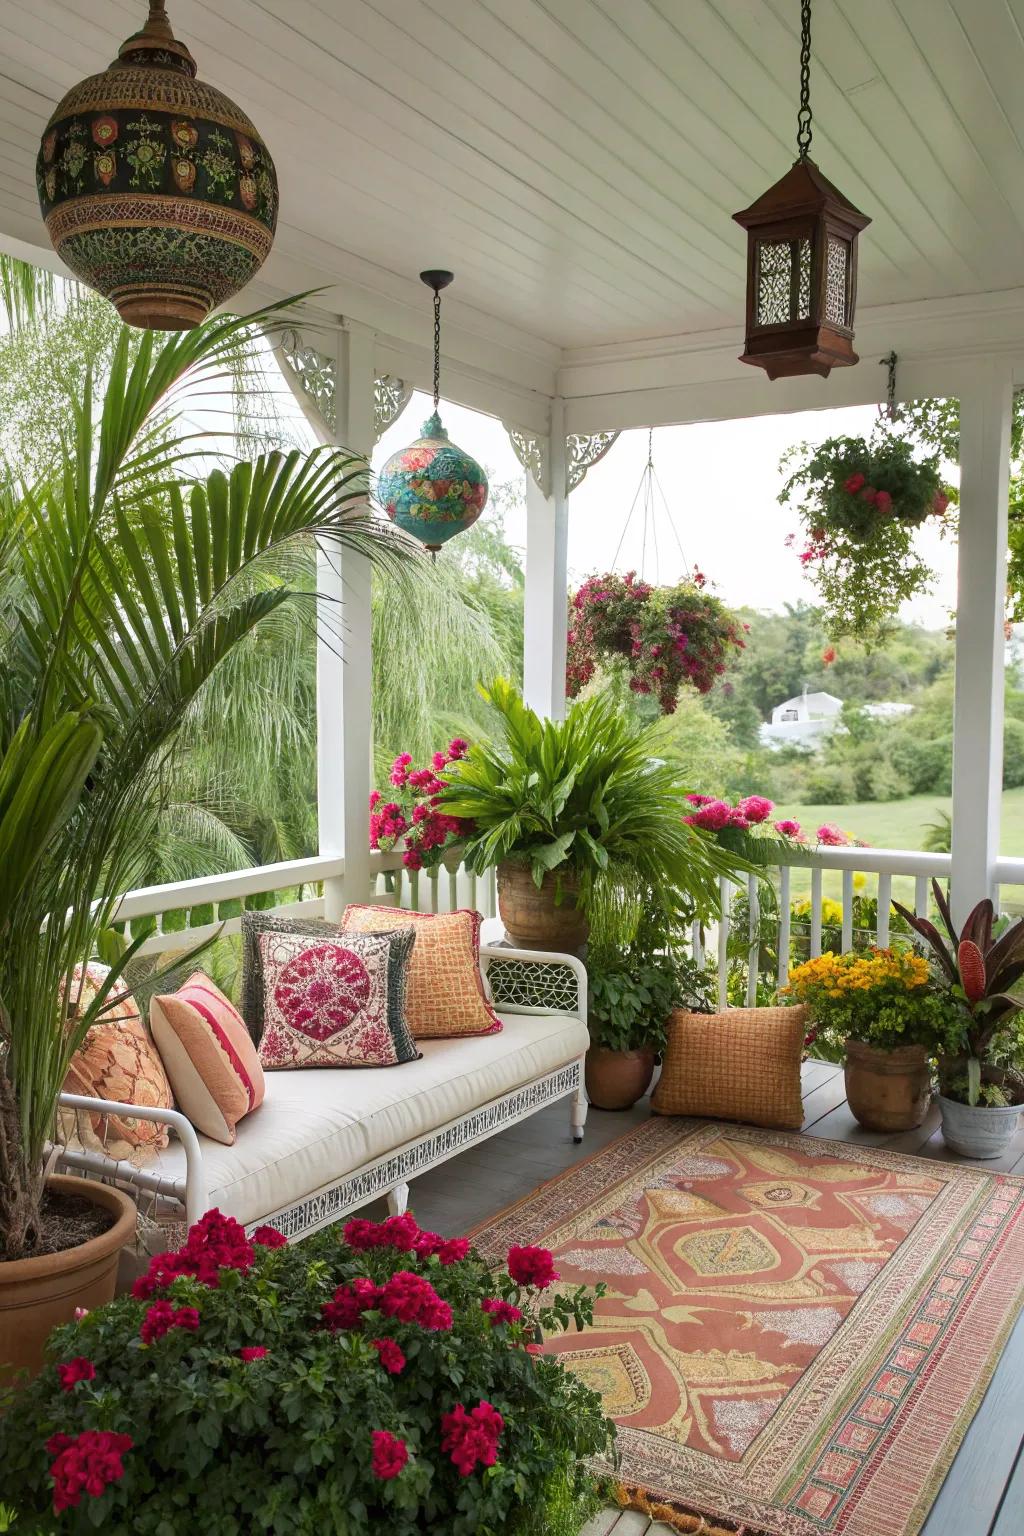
[566,569,746,714]
[0,1210,612,1536]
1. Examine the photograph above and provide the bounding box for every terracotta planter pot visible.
[0,1175,136,1384]
[585,1046,656,1110]
[496,860,588,953]
[844,1040,931,1132]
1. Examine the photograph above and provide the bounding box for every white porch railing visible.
[109,844,1024,1007]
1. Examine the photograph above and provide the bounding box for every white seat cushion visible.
[151,1011,588,1228]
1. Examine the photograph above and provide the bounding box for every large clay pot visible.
[938,1095,1024,1160]
[0,1175,136,1383]
[496,860,588,953]
[844,1040,931,1132]
[585,1046,656,1110]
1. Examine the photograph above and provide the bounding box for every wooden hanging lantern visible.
[733,0,870,380]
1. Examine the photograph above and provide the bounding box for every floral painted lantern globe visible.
[379,410,488,554]
[378,271,488,555]
[36,0,277,330]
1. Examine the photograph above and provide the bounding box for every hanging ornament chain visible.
[797,0,813,160]
[878,350,898,424]
[432,289,442,412]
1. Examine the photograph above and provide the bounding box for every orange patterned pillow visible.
[62,963,174,1159]
[151,972,265,1144]
[651,1007,807,1131]
[340,906,501,1039]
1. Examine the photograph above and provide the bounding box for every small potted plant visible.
[0,1209,613,1534]
[894,882,1024,1158]
[439,679,741,952]
[783,948,958,1132]
[586,923,713,1111]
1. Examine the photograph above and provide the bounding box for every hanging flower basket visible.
[780,432,956,642]
[566,571,746,714]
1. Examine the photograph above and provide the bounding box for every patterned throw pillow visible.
[651,1007,808,1131]
[251,925,419,1070]
[150,972,265,1145]
[340,905,501,1039]
[62,962,175,1159]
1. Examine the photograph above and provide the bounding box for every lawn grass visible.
[771,787,1024,856]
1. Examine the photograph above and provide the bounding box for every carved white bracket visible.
[503,422,550,497]
[374,374,413,443]
[277,327,337,436]
[567,431,619,492]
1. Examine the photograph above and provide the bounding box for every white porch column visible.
[523,399,570,720]
[950,361,1013,924]
[318,320,375,918]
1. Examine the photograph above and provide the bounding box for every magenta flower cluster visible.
[369,739,473,872]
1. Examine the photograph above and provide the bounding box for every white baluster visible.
[745,874,759,1006]
[428,869,440,914]
[914,875,929,917]
[810,868,823,957]
[877,873,891,947]
[717,877,732,1011]
[408,870,421,913]
[777,865,791,989]
[841,870,853,953]
[691,918,705,969]
[447,866,458,913]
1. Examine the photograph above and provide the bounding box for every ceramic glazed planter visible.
[36,1,277,329]
[937,1095,1024,1160]
[0,1175,136,1383]
[585,1045,656,1110]
[496,860,588,954]
[844,1040,932,1132]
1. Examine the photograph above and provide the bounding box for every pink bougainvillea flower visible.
[371,1337,406,1374]
[371,1429,409,1479]
[377,1270,453,1330]
[139,1301,199,1345]
[49,1430,133,1513]
[507,1244,559,1290]
[686,793,714,806]
[132,1208,254,1297]
[440,1401,505,1477]
[774,819,802,839]
[874,489,893,514]
[685,799,732,832]
[321,1277,382,1332]
[822,645,837,665]
[239,1345,269,1361]
[57,1357,95,1392]
[481,1297,523,1326]
[252,1225,287,1249]
[736,795,773,824]
[843,472,865,493]
[816,822,850,847]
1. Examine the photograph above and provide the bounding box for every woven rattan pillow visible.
[340,905,501,1039]
[651,1006,807,1131]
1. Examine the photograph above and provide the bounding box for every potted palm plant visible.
[438,680,742,952]
[0,301,407,1376]
[893,882,1024,1158]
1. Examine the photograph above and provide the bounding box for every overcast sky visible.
[375,392,959,631]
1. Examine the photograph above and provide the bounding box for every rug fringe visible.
[614,1482,773,1536]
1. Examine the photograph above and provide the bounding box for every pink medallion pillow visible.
[256,928,419,1070]
[62,962,174,1160]
[150,972,266,1145]
[340,905,501,1039]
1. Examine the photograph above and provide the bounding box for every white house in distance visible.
[760,689,913,750]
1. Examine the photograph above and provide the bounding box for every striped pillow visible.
[150,972,265,1145]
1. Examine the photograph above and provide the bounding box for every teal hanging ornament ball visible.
[378,410,488,554]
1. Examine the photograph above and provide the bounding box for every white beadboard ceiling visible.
[2,0,1024,353]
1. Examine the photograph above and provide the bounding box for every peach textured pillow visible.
[150,972,265,1144]
[62,962,174,1159]
[651,1007,808,1131]
[340,905,501,1039]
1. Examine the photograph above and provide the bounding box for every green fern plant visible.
[439,679,745,933]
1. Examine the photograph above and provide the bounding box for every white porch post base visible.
[385,1182,410,1218]
[523,399,570,720]
[319,321,376,920]
[950,362,1013,926]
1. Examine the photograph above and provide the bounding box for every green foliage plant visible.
[587,894,714,1054]
[0,1210,613,1536]
[893,881,1024,1106]
[782,947,961,1056]
[780,432,956,643]
[438,679,745,933]
[0,298,410,1261]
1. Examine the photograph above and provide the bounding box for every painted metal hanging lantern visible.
[36,0,277,330]
[733,0,870,379]
[378,271,488,556]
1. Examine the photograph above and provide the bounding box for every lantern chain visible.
[432,290,441,412]
[797,0,813,160]
[879,350,898,424]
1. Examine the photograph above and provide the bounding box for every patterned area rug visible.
[470,1117,1024,1536]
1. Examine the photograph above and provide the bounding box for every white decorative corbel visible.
[276,326,337,437]
[374,374,413,443]
[566,431,619,493]
[503,421,550,497]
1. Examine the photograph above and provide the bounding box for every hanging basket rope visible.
[611,430,691,585]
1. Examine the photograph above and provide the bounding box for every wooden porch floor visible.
[381,1059,1024,1536]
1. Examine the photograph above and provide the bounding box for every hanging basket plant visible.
[566,570,746,714]
[780,432,956,642]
